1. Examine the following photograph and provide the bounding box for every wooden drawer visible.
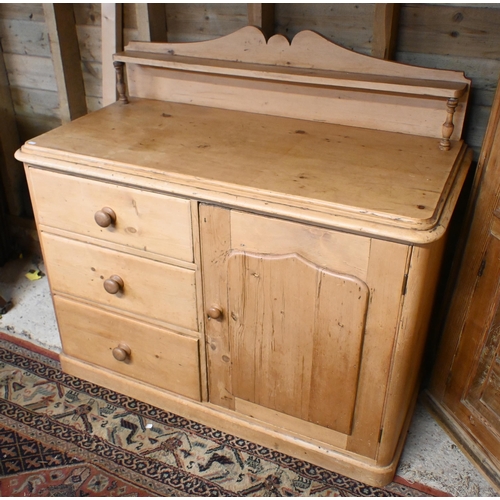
[27,167,193,262]
[42,233,198,331]
[55,296,201,401]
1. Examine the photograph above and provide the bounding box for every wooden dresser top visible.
[17,97,470,244]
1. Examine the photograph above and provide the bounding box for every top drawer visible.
[27,167,193,262]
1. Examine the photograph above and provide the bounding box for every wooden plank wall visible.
[396,4,500,162]
[0,3,499,223]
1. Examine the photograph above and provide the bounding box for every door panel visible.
[227,251,369,434]
[201,204,410,456]
[455,221,500,438]
[481,358,500,417]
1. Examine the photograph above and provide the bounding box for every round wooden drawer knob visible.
[104,275,124,294]
[94,207,116,228]
[112,343,131,362]
[207,305,223,320]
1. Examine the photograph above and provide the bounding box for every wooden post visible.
[113,61,128,104]
[0,44,23,216]
[136,4,168,42]
[372,4,400,60]
[102,3,123,106]
[44,4,87,123]
[440,98,459,151]
[247,4,275,40]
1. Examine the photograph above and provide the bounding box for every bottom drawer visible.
[54,295,201,401]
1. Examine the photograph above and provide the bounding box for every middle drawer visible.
[42,233,198,332]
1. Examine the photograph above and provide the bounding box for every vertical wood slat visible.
[372,4,400,60]
[102,3,123,106]
[0,43,23,216]
[247,3,275,39]
[43,4,87,123]
[199,204,234,410]
[136,4,168,42]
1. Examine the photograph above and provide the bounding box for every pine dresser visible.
[15,27,472,486]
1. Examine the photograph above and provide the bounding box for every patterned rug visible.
[0,336,435,497]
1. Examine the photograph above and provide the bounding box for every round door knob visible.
[112,343,131,362]
[207,305,223,320]
[94,207,116,228]
[104,275,124,294]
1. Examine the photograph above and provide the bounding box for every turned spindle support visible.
[439,98,459,151]
[113,61,129,104]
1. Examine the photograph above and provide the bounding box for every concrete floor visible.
[0,254,498,496]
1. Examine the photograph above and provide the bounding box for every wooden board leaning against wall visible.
[427,76,500,490]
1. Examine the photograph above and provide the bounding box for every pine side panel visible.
[346,239,410,459]
[377,239,445,465]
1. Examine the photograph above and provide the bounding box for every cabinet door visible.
[200,204,410,454]
[226,250,368,434]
